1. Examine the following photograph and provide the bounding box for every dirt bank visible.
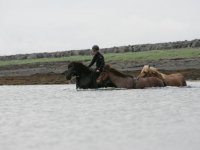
[0,69,199,85]
[0,73,68,85]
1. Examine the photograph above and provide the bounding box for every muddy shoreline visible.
[0,57,199,85]
[1,69,199,85]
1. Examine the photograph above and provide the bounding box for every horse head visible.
[137,65,151,79]
[137,65,163,80]
[96,64,111,83]
[65,61,92,79]
[65,62,77,80]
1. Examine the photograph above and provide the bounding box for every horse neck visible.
[108,72,135,88]
[78,66,92,75]
[151,70,166,80]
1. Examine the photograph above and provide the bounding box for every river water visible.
[0,81,200,150]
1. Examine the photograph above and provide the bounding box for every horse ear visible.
[72,62,77,66]
[104,64,111,71]
[68,62,73,69]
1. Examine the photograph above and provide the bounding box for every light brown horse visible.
[96,65,164,89]
[137,65,187,86]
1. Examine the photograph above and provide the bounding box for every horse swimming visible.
[137,65,187,86]
[96,64,164,89]
[64,62,115,89]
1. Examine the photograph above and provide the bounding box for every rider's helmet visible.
[92,45,99,52]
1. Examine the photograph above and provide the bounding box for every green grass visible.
[0,48,200,67]
[0,55,91,66]
[105,48,200,62]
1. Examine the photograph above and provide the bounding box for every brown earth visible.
[0,57,199,85]
[0,69,199,85]
[0,73,68,85]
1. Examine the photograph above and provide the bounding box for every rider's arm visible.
[88,55,97,68]
[97,55,105,71]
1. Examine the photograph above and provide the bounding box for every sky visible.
[0,0,200,56]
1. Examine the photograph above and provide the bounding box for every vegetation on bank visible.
[0,48,199,67]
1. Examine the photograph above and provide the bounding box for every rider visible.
[88,45,105,73]
[88,45,115,87]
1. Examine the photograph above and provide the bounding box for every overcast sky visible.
[0,0,199,56]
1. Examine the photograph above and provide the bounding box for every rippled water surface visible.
[0,81,200,150]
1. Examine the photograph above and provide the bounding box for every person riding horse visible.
[88,45,105,74]
[87,45,114,87]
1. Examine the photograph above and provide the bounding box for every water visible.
[0,81,200,150]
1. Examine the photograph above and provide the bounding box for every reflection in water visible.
[0,81,200,150]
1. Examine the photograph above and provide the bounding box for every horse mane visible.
[149,66,158,71]
[109,67,133,78]
[69,62,92,73]
[149,66,165,78]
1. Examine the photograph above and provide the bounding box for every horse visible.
[64,62,115,89]
[137,65,187,86]
[96,64,164,89]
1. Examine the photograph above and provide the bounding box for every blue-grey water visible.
[0,81,200,150]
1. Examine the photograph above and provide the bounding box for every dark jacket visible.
[88,52,105,72]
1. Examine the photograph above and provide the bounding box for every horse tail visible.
[180,74,187,86]
[183,79,187,86]
[163,81,167,86]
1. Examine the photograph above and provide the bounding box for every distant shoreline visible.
[1,39,200,60]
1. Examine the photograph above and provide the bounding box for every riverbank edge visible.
[0,58,200,85]
[0,69,199,85]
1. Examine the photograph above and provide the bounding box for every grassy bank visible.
[0,48,200,67]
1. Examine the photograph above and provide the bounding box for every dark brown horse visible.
[96,65,164,89]
[64,62,116,89]
[137,65,187,86]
